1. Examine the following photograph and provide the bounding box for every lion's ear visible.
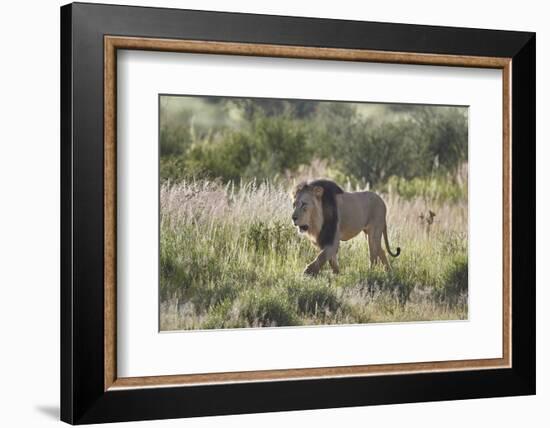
[313,186,324,198]
[291,182,307,199]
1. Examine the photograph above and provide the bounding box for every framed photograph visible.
[60,2,535,424]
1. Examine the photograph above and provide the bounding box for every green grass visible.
[380,174,467,203]
[160,179,468,330]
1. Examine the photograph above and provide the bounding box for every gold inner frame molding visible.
[104,35,512,391]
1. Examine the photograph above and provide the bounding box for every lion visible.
[291,179,400,276]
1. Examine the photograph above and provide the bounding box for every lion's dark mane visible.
[309,179,344,248]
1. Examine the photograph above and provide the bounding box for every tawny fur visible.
[292,179,400,276]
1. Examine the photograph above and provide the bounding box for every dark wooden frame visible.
[61,2,536,424]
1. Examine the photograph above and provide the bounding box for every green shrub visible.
[439,254,468,304]
[330,117,455,186]
[244,115,312,180]
[160,125,191,157]
[287,282,343,316]
[239,289,300,327]
[184,132,252,182]
[244,220,298,254]
[381,175,467,203]
[159,98,468,199]
[411,106,468,174]
[160,156,187,183]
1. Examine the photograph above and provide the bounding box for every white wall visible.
[0,0,546,426]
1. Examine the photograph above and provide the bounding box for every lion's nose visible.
[292,215,298,222]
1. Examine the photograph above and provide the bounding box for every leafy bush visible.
[159,97,468,199]
[160,125,191,157]
[439,254,468,305]
[244,115,312,180]
[411,106,468,174]
[333,119,430,185]
[184,132,252,182]
[244,220,297,254]
[239,289,300,327]
[172,115,312,183]
[381,174,467,203]
[287,282,343,316]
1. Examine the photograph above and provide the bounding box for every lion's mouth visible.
[298,225,309,233]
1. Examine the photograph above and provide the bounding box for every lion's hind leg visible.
[377,244,390,268]
[329,255,340,274]
[365,228,390,269]
[365,231,377,267]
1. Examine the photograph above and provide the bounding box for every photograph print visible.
[159,95,468,331]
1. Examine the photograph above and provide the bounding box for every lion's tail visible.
[383,224,401,258]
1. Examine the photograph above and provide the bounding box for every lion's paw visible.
[304,263,319,276]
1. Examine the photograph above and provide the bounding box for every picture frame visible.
[60,2,535,424]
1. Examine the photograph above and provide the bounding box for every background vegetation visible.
[159,95,468,330]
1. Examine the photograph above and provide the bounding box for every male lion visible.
[291,179,400,276]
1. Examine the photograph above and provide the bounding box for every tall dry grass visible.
[160,178,467,330]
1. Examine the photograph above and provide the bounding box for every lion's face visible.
[291,185,323,234]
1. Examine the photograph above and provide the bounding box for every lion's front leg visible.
[304,260,321,276]
[304,242,339,276]
[329,255,340,274]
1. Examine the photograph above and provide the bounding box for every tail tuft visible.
[383,225,400,258]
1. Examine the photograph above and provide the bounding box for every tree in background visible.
[159,96,468,189]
